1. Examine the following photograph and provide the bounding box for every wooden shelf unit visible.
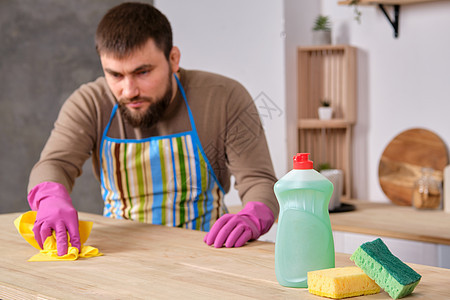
[297,45,357,199]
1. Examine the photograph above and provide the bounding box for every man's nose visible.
[122,77,139,99]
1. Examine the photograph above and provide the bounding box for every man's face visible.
[100,39,178,128]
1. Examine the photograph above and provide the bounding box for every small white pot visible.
[312,31,331,45]
[320,169,344,211]
[318,107,333,120]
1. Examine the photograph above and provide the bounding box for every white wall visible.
[319,1,450,202]
[154,1,286,206]
[284,0,320,170]
[155,1,450,204]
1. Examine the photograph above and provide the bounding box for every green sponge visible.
[350,238,421,299]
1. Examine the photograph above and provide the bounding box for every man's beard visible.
[118,74,173,129]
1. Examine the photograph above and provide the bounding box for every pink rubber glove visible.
[28,182,80,256]
[204,201,274,248]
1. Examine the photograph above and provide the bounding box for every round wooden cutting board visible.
[378,128,448,206]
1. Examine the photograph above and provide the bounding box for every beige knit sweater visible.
[28,68,279,217]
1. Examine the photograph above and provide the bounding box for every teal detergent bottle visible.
[274,153,335,288]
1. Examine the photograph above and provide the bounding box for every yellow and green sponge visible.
[350,238,422,299]
[308,266,380,299]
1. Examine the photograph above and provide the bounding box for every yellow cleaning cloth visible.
[14,211,103,261]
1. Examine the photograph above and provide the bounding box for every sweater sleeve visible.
[223,83,279,218]
[27,80,106,194]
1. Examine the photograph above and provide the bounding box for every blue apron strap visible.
[174,74,198,134]
[99,103,119,161]
[104,103,118,137]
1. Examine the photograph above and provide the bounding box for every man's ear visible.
[169,46,180,73]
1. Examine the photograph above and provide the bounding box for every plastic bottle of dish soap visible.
[274,153,335,288]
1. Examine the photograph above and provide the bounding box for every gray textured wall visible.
[0,0,153,214]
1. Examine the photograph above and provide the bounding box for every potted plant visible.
[316,162,343,211]
[350,0,362,24]
[312,15,331,45]
[320,168,344,211]
[318,100,333,120]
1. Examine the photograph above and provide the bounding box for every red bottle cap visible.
[293,153,313,169]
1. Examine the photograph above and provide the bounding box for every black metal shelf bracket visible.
[378,4,400,38]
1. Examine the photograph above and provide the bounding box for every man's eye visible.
[137,70,149,76]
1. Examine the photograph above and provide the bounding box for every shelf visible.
[338,0,444,5]
[298,119,353,129]
[338,0,449,38]
[297,44,354,51]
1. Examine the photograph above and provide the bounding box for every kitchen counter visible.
[231,200,450,245]
[331,200,450,245]
[1,212,450,299]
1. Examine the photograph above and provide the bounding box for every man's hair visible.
[95,2,173,59]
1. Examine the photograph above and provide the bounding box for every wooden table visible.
[1,212,449,299]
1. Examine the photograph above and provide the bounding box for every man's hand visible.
[28,182,81,256]
[204,201,274,248]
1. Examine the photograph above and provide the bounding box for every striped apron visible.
[99,74,226,231]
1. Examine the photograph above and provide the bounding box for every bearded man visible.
[28,2,278,256]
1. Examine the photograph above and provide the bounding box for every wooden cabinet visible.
[297,45,357,199]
